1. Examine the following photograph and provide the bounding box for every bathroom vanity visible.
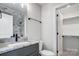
[0,41,39,56]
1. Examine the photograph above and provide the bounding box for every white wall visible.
[41,3,65,53]
[27,3,41,21]
[26,3,41,41]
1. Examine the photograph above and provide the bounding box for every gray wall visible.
[13,14,24,38]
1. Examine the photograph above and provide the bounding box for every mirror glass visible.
[0,13,13,38]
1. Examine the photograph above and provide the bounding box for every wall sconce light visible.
[0,10,2,19]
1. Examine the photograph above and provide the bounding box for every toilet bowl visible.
[39,41,55,56]
[40,50,55,56]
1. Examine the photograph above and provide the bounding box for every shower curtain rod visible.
[28,18,42,23]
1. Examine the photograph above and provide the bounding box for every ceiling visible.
[37,3,48,6]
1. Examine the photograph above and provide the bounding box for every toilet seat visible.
[40,50,55,56]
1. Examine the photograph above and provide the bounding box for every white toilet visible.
[39,41,55,56]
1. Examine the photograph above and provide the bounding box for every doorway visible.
[56,3,79,56]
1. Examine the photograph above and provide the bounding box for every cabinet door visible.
[0,50,18,56]
[16,45,35,56]
[17,43,39,56]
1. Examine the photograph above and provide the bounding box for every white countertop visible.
[0,41,39,54]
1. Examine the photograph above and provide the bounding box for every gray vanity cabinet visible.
[0,43,39,56]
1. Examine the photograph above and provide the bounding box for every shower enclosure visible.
[56,3,79,56]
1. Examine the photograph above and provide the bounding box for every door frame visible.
[55,3,75,56]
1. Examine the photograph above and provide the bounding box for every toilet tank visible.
[39,40,43,51]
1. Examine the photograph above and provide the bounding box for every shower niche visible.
[57,4,79,56]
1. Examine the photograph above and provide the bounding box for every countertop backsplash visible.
[13,13,24,38]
